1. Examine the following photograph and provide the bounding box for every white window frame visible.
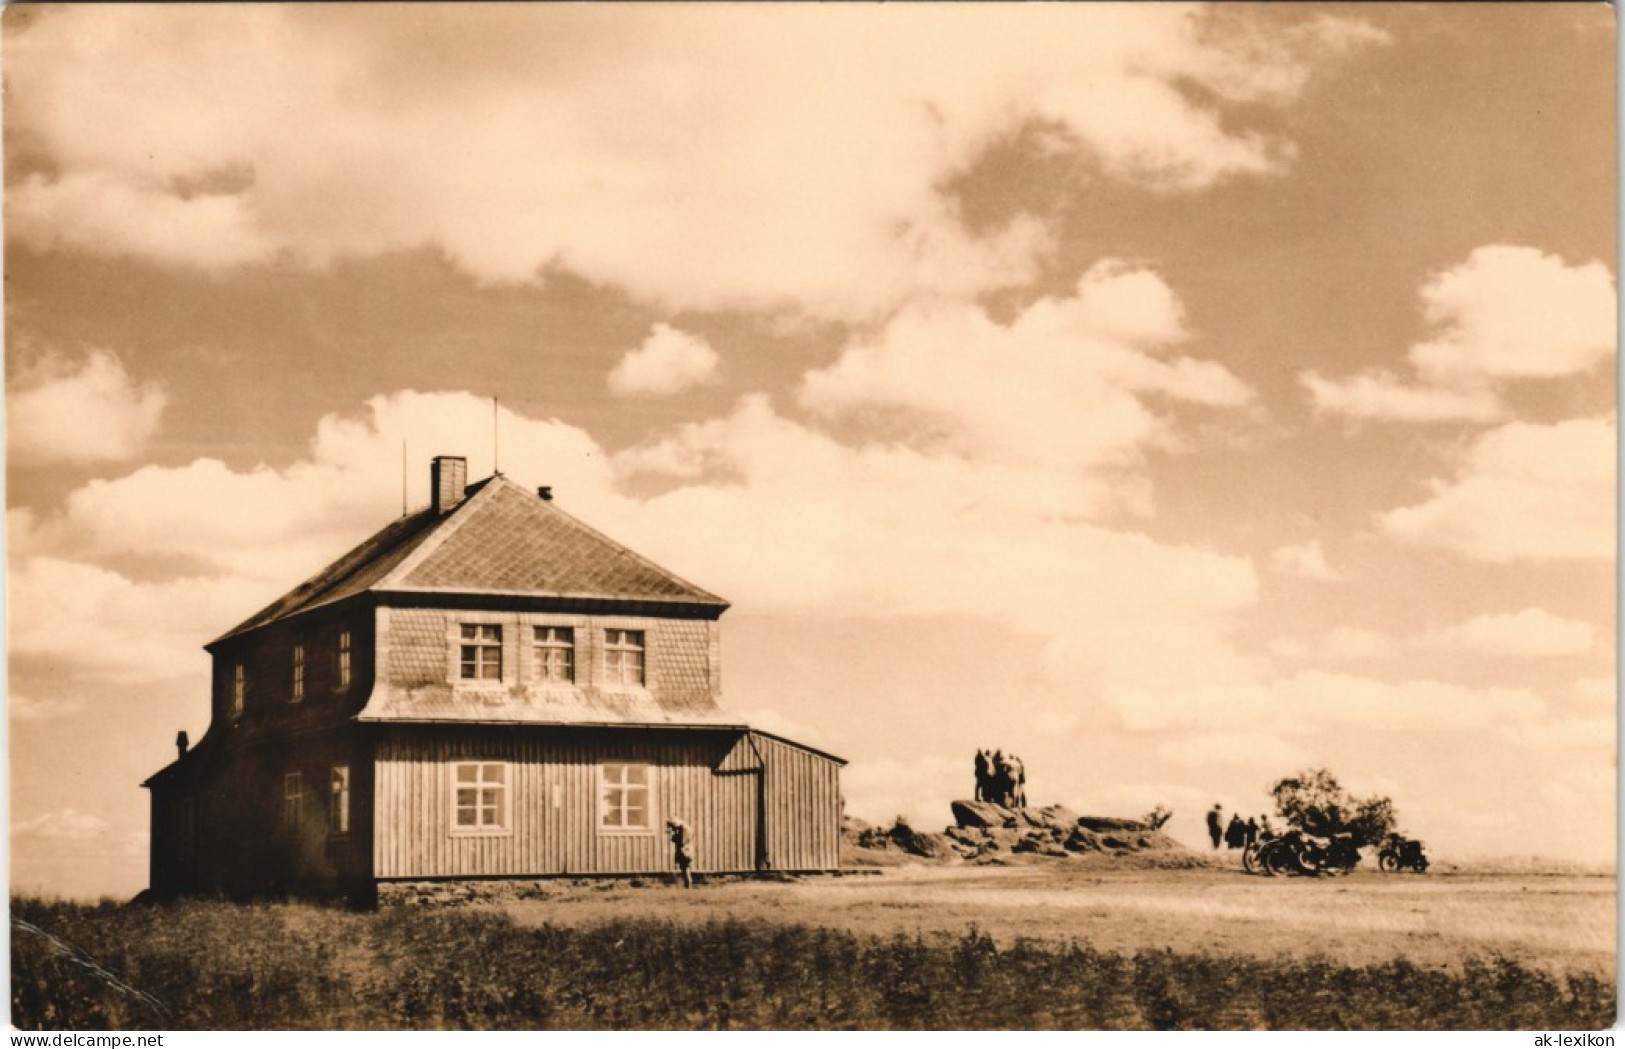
[282,771,304,832]
[450,761,511,836]
[231,662,245,719]
[459,624,503,682]
[291,644,305,704]
[329,764,350,837]
[532,625,576,684]
[598,762,655,834]
[603,629,646,688]
[337,630,352,692]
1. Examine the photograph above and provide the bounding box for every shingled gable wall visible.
[374,606,722,719]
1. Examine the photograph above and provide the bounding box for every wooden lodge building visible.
[143,456,845,898]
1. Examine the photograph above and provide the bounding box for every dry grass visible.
[499,865,1616,976]
[10,865,1616,1030]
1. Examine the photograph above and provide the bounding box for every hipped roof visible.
[211,475,727,645]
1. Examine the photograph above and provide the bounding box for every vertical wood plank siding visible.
[753,733,843,872]
[151,726,372,896]
[375,726,842,878]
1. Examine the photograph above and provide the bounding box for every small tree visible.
[1269,768,1397,847]
[1141,804,1173,830]
[1347,795,1397,847]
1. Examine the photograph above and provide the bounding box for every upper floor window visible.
[452,762,508,832]
[282,771,304,831]
[231,663,245,719]
[604,629,645,687]
[337,631,352,691]
[533,626,575,684]
[329,764,350,837]
[459,624,502,681]
[600,762,652,831]
[291,644,305,703]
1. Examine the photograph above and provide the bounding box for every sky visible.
[3,3,1616,899]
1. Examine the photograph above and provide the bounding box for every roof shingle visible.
[210,475,726,645]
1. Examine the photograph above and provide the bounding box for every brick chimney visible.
[431,455,468,514]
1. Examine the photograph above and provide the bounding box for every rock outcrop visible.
[844,801,1194,867]
[845,802,1189,870]
[942,800,1186,862]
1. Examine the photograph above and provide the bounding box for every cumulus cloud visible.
[1570,676,1616,715]
[607,324,719,397]
[1408,246,1616,385]
[8,171,276,270]
[1268,539,1342,581]
[795,260,1253,508]
[1302,246,1616,423]
[1299,370,1504,424]
[730,707,837,753]
[11,391,624,685]
[1273,612,1597,664]
[1416,608,1598,657]
[1277,671,1542,732]
[7,557,255,684]
[12,809,113,842]
[1379,417,1615,561]
[8,351,168,464]
[615,396,1258,642]
[19,357,1264,738]
[840,754,964,827]
[9,694,86,723]
[34,392,616,585]
[1157,732,1313,769]
[5,5,1387,318]
[1504,716,1613,751]
[1280,627,1395,662]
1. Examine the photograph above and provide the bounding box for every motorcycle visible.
[1378,835,1429,873]
[1253,832,1309,876]
[1249,830,1360,876]
[1300,832,1360,875]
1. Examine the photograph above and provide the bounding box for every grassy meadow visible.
[11,866,1617,1030]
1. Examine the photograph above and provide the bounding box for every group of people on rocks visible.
[973,749,1027,808]
[1206,804,1272,851]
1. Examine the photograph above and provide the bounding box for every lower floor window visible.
[600,763,652,830]
[453,762,508,832]
[329,764,350,836]
[282,771,304,831]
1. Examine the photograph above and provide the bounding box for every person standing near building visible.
[1207,804,1223,850]
[667,818,694,889]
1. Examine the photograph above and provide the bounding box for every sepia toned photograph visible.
[4,1,1617,1034]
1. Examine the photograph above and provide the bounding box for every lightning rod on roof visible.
[492,395,501,475]
[401,438,408,517]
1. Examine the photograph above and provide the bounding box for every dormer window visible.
[604,629,645,687]
[533,626,575,684]
[459,624,502,681]
[231,663,245,719]
[291,644,305,703]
